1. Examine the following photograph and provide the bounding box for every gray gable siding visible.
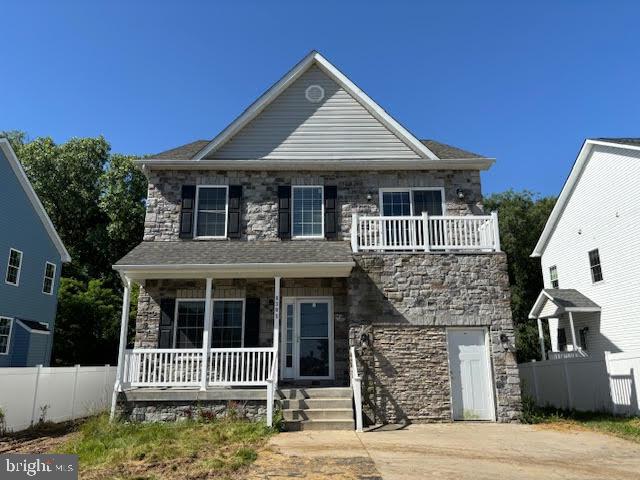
[208,65,421,160]
[0,149,61,367]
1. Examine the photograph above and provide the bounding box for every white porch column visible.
[537,318,546,361]
[110,276,132,421]
[201,278,213,391]
[273,276,281,384]
[568,311,578,351]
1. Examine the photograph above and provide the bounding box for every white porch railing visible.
[351,212,500,253]
[548,350,589,360]
[122,347,277,388]
[350,346,363,432]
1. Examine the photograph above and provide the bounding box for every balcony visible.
[350,212,501,253]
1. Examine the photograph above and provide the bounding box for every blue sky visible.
[2,1,639,195]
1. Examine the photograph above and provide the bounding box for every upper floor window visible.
[380,188,444,216]
[588,249,603,283]
[5,249,22,286]
[195,186,228,238]
[549,265,559,288]
[42,262,56,295]
[0,317,12,355]
[292,186,323,238]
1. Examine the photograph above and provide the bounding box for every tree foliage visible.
[1,131,146,365]
[484,190,556,362]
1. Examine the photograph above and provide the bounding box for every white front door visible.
[447,328,495,421]
[281,297,334,380]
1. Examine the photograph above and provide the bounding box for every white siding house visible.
[530,138,640,357]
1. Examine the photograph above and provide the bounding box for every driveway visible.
[263,423,640,479]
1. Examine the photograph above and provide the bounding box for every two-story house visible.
[0,138,70,367]
[111,52,520,430]
[530,138,640,360]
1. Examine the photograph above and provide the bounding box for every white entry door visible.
[447,328,495,420]
[281,297,334,380]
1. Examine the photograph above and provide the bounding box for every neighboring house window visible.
[579,328,588,351]
[5,249,23,286]
[0,317,12,355]
[195,186,228,238]
[588,249,603,283]
[549,265,559,289]
[211,300,245,348]
[557,328,567,352]
[42,262,56,295]
[380,188,444,216]
[174,300,205,348]
[292,186,323,237]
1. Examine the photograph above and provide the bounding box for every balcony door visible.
[281,297,334,380]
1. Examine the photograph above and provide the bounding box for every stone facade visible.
[348,252,521,423]
[116,398,267,423]
[142,169,483,241]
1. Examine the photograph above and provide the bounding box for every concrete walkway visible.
[267,423,640,479]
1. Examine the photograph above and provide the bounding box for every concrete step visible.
[280,398,353,409]
[283,408,354,421]
[283,419,356,431]
[278,387,352,399]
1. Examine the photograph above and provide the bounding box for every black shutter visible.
[179,185,196,239]
[324,186,338,239]
[158,298,176,348]
[228,185,242,239]
[278,185,291,239]
[244,298,260,347]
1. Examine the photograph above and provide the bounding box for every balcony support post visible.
[491,211,501,252]
[537,317,546,361]
[110,275,132,421]
[200,278,213,391]
[273,276,281,384]
[422,212,430,252]
[351,213,359,252]
[568,311,578,352]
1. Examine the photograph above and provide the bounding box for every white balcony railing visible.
[351,212,500,253]
[123,347,277,388]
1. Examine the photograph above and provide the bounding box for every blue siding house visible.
[0,139,70,367]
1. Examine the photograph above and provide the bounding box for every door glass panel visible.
[299,339,329,377]
[382,191,411,216]
[413,190,443,216]
[299,303,329,337]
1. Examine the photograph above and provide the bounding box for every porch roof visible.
[113,240,355,279]
[529,288,601,319]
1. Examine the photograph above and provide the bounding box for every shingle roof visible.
[16,319,51,333]
[543,289,600,310]
[151,139,486,161]
[115,241,354,266]
[595,138,640,147]
[420,140,485,159]
[154,140,210,159]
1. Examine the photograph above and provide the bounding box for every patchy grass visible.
[522,395,640,444]
[55,414,275,479]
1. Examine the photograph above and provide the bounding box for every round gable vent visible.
[305,85,325,103]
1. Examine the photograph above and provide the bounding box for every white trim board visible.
[0,316,13,354]
[0,139,71,262]
[193,51,438,161]
[532,139,640,258]
[15,319,51,335]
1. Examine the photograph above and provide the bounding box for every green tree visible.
[484,190,556,362]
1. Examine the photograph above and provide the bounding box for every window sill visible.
[4,281,19,287]
[193,236,229,240]
[291,236,326,240]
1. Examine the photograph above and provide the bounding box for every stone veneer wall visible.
[134,277,350,385]
[142,169,483,241]
[348,252,521,424]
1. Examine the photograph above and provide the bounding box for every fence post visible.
[30,364,43,426]
[531,361,540,405]
[562,357,573,410]
[351,213,359,252]
[491,211,501,252]
[422,212,430,252]
[604,351,615,414]
[103,364,110,406]
[70,364,80,420]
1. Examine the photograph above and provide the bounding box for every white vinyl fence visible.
[519,351,640,415]
[0,365,117,432]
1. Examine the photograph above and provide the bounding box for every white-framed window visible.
[292,186,324,238]
[173,298,245,349]
[379,187,445,216]
[549,265,559,289]
[588,249,603,283]
[0,317,12,355]
[5,249,23,286]
[42,262,56,295]
[194,185,228,238]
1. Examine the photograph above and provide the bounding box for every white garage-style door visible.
[447,328,495,421]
